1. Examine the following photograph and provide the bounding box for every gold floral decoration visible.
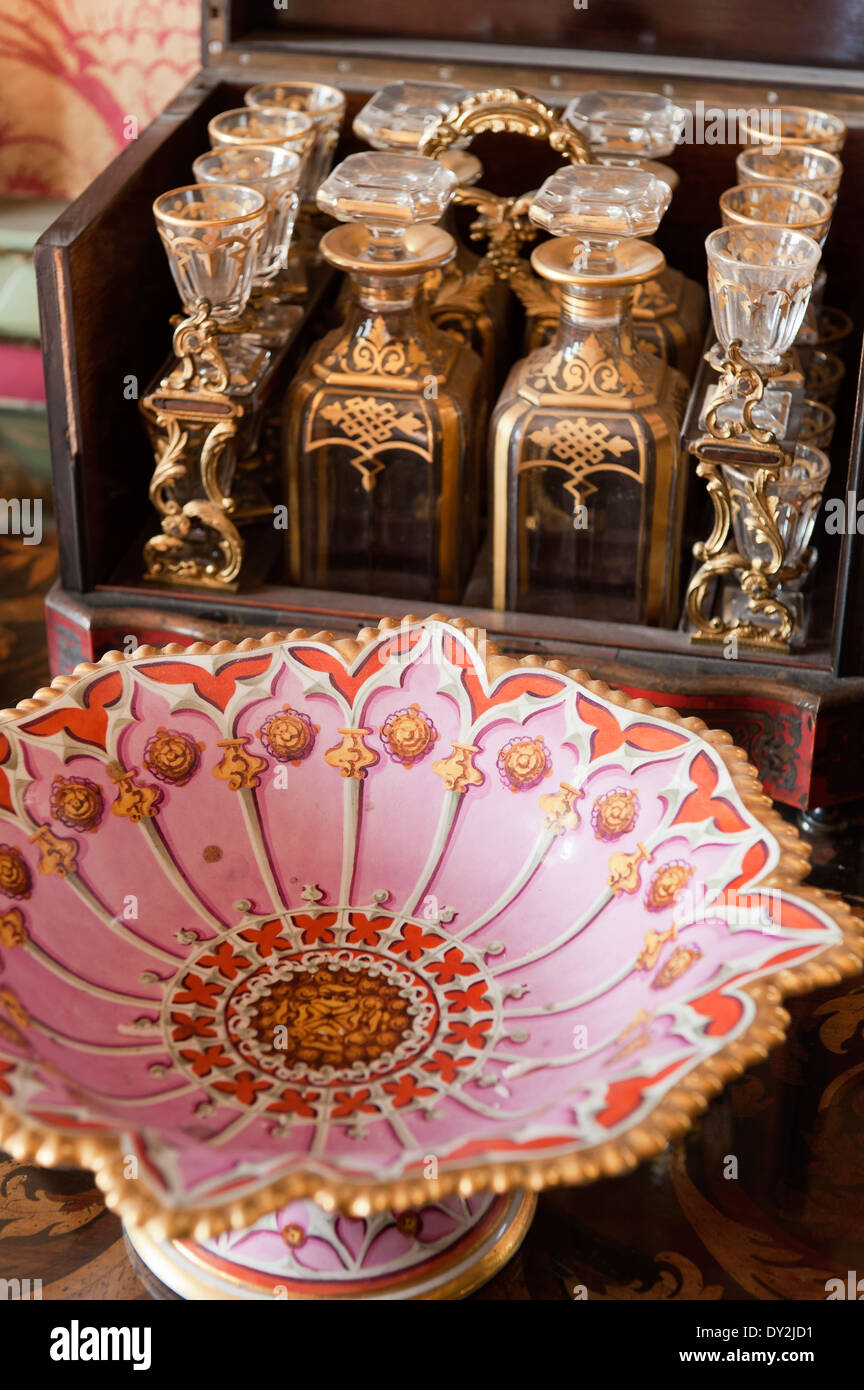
[592,788,639,842]
[0,846,32,901]
[497,736,553,792]
[379,705,439,768]
[653,944,703,988]
[0,987,30,1031]
[143,728,204,786]
[646,861,694,912]
[50,775,104,833]
[259,707,319,766]
[636,924,677,972]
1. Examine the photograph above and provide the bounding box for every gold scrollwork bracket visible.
[166,298,231,394]
[462,189,540,288]
[703,340,786,447]
[419,88,591,165]
[418,89,590,297]
[685,339,797,652]
[685,438,795,653]
[428,257,497,332]
[140,299,245,589]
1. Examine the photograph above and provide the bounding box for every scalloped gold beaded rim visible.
[0,614,861,1243]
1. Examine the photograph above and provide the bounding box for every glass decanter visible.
[353,83,478,249]
[353,82,508,398]
[489,165,689,624]
[283,152,484,602]
[561,91,707,379]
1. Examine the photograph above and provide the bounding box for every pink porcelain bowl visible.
[0,617,859,1239]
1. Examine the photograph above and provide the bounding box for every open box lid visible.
[204,0,864,86]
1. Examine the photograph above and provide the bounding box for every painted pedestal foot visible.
[125,1190,536,1300]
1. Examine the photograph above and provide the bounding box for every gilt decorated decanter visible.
[557,91,707,379]
[284,152,484,602]
[353,81,509,398]
[490,165,689,625]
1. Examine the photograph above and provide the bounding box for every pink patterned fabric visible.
[0,1,199,198]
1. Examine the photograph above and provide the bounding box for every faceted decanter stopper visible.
[317,151,459,263]
[563,90,686,163]
[354,82,472,150]
[353,83,481,188]
[558,97,707,381]
[529,165,671,279]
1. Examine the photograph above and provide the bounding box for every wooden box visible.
[34,0,864,810]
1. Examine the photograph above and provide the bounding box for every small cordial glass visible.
[563,90,687,160]
[735,144,843,202]
[244,82,346,198]
[719,181,833,247]
[705,224,821,368]
[739,105,846,154]
[208,107,315,163]
[353,81,473,150]
[798,398,836,450]
[721,442,830,571]
[192,145,302,284]
[153,182,267,322]
[316,151,458,259]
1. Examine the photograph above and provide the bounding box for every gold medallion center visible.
[250,966,414,1069]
